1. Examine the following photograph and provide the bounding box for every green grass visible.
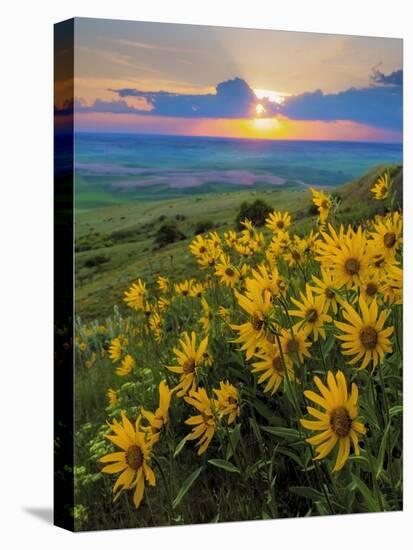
[75,164,402,320]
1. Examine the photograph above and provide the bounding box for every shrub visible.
[83,255,110,268]
[235,199,272,229]
[308,203,319,216]
[194,220,214,235]
[154,224,186,248]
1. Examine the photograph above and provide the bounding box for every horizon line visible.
[73,129,403,146]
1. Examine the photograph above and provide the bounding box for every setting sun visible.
[255,103,265,116]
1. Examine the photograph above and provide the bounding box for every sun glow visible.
[254,88,290,105]
[251,117,281,135]
[255,103,265,116]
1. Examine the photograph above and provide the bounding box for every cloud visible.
[279,80,402,130]
[110,77,259,118]
[72,70,402,131]
[371,68,403,87]
[73,97,143,115]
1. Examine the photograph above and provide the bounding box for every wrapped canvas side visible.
[54,18,75,532]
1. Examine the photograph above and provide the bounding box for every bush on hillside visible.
[194,220,214,235]
[235,199,272,229]
[154,224,186,248]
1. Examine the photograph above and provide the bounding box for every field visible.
[73,164,403,530]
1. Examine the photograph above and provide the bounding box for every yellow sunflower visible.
[189,281,206,298]
[245,263,282,300]
[213,381,240,424]
[100,412,158,508]
[300,370,366,472]
[369,211,402,261]
[149,312,163,342]
[319,226,370,289]
[214,254,240,288]
[157,296,170,312]
[107,388,118,406]
[166,331,209,397]
[311,269,341,315]
[288,284,332,341]
[184,387,216,455]
[310,188,332,223]
[156,276,169,294]
[224,230,239,248]
[199,297,212,333]
[283,236,308,268]
[265,210,292,233]
[189,234,209,258]
[382,262,402,305]
[124,279,147,310]
[174,279,194,297]
[371,172,391,200]
[116,354,135,376]
[335,296,394,369]
[141,380,172,434]
[231,286,272,360]
[252,341,294,394]
[108,336,128,363]
[359,269,382,304]
[280,326,312,363]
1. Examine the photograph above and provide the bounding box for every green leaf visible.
[260,425,302,442]
[172,466,203,509]
[211,513,220,523]
[389,405,403,418]
[376,423,391,480]
[249,417,263,444]
[208,459,240,474]
[276,446,305,468]
[351,474,381,513]
[289,486,324,501]
[226,424,241,460]
[250,398,277,423]
[173,436,188,458]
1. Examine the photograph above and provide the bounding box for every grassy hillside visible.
[75,164,402,320]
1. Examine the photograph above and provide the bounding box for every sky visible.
[60,17,403,142]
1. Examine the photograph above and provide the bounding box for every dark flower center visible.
[286,338,299,354]
[225,267,235,277]
[306,308,318,323]
[383,232,396,249]
[373,256,385,268]
[344,257,360,276]
[330,407,351,438]
[251,313,264,332]
[183,358,196,374]
[325,287,335,299]
[272,356,283,373]
[126,445,143,470]
[199,246,206,254]
[321,200,329,209]
[359,326,378,350]
[276,220,284,229]
[366,282,378,296]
